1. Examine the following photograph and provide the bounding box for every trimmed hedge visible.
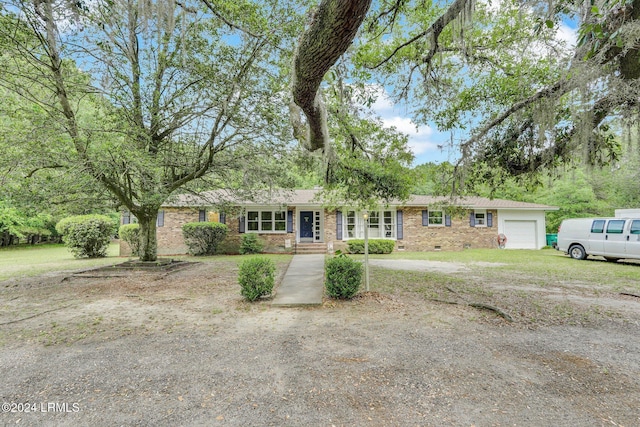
[325,255,362,299]
[238,257,276,301]
[55,214,117,258]
[346,239,395,254]
[119,223,140,256]
[182,222,228,256]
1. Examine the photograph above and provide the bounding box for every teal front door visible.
[300,211,314,239]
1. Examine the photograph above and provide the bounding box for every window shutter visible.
[422,210,429,226]
[123,210,130,225]
[156,210,165,227]
[469,211,475,227]
[445,215,452,227]
[287,211,293,233]
[238,216,245,233]
[336,211,343,240]
[487,212,493,227]
[396,210,404,240]
[219,212,226,224]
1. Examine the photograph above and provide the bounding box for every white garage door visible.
[504,220,537,249]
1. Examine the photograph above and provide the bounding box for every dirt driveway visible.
[1,257,639,426]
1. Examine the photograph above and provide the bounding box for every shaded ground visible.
[1,256,639,426]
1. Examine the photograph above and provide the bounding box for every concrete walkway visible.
[272,254,325,307]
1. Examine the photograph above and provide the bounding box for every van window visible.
[591,220,605,233]
[606,220,626,234]
[631,220,640,235]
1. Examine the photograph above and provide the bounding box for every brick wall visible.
[121,206,500,256]
[119,207,200,256]
[398,208,498,251]
[324,208,499,253]
[222,209,296,254]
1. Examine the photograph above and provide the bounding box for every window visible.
[275,211,286,231]
[261,211,272,231]
[591,220,605,233]
[383,211,394,237]
[606,220,626,234]
[122,210,137,224]
[369,211,379,227]
[347,211,357,238]
[474,210,486,226]
[246,210,286,233]
[247,211,259,231]
[428,210,444,226]
[343,210,396,239]
[631,220,640,235]
[199,209,207,222]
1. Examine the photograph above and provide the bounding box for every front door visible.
[300,211,314,240]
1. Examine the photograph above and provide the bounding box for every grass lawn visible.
[2,244,639,294]
[0,243,121,281]
[358,248,640,292]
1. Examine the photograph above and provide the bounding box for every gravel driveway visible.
[1,260,639,426]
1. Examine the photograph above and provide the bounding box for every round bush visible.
[119,223,140,256]
[325,255,362,299]
[55,214,117,258]
[239,233,264,254]
[182,222,228,256]
[238,257,276,301]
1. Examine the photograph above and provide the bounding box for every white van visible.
[557,217,640,261]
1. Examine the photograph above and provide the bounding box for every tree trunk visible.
[137,215,158,262]
[291,0,372,151]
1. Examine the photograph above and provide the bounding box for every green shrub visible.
[182,222,229,256]
[119,223,141,256]
[346,239,395,254]
[239,233,264,254]
[55,214,117,258]
[325,254,362,299]
[238,257,276,301]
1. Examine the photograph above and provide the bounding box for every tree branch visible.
[291,0,373,152]
[368,0,473,70]
[198,0,261,38]
[460,78,572,155]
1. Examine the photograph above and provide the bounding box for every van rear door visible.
[604,219,627,258]
[626,220,640,257]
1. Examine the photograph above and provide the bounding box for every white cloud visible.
[368,85,439,157]
[556,22,577,48]
[382,116,438,156]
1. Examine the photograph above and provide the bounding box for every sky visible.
[370,88,455,166]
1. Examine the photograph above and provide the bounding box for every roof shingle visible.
[162,189,557,211]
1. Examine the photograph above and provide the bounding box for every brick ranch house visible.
[119,189,558,256]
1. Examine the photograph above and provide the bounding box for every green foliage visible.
[239,233,264,255]
[238,257,276,302]
[0,202,55,246]
[346,239,395,254]
[55,215,117,258]
[119,223,140,256]
[321,84,416,209]
[325,255,362,299]
[0,1,304,262]
[181,222,229,256]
